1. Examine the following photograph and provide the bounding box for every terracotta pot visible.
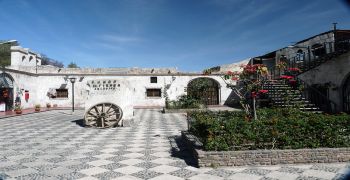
[35,108,40,112]
[15,110,22,114]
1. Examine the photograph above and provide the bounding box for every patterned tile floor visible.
[0,109,349,180]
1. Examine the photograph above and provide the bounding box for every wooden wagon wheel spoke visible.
[87,112,98,118]
[93,106,100,115]
[106,104,113,114]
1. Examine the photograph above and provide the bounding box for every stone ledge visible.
[181,131,350,167]
[162,108,204,114]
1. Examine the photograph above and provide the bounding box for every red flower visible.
[227,71,233,75]
[258,89,268,94]
[280,75,294,80]
[288,68,301,72]
[231,77,239,81]
[251,91,257,98]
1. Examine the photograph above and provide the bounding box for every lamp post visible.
[69,77,77,112]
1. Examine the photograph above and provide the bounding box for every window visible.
[56,89,68,98]
[146,89,161,97]
[296,49,304,62]
[150,77,157,83]
[311,43,326,57]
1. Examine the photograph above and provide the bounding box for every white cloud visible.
[99,34,143,43]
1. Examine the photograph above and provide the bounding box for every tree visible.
[0,40,19,67]
[67,62,79,68]
[40,54,64,68]
[222,64,269,120]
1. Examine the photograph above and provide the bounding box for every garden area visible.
[182,63,350,167]
[188,108,350,151]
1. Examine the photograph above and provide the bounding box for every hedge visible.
[188,108,350,151]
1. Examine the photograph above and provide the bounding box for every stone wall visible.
[182,131,350,167]
[298,51,350,111]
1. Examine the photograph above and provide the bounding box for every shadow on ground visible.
[71,119,85,127]
[168,135,198,168]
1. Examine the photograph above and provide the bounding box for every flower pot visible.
[35,108,40,112]
[15,110,22,114]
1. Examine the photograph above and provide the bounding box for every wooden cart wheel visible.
[84,103,123,128]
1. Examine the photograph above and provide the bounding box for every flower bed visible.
[182,131,350,167]
[187,108,350,151]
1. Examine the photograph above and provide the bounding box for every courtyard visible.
[0,109,349,180]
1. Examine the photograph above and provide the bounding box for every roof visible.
[295,29,350,44]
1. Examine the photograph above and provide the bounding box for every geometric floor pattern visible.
[0,109,349,180]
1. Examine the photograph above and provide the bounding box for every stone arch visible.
[187,77,220,105]
[0,72,15,111]
[342,72,350,113]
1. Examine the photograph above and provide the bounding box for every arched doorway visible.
[0,73,14,111]
[343,74,350,113]
[187,77,220,105]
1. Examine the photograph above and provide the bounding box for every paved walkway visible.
[0,107,70,119]
[0,109,349,180]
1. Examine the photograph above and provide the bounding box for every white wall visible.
[10,46,42,67]
[5,73,234,111]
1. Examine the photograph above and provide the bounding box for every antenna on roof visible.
[333,22,337,31]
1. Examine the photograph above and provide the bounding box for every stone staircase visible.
[262,80,322,113]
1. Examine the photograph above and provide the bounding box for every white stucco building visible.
[0,45,236,124]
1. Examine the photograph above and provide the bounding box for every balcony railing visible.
[287,39,350,73]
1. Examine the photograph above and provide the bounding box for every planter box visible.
[182,131,350,167]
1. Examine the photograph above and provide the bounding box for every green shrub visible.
[188,108,350,151]
[167,95,205,109]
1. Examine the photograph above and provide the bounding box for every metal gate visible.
[343,75,350,113]
[188,78,219,105]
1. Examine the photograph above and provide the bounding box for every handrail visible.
[295,77,337,113]
[287,39,350,74]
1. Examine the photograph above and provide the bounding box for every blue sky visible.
[0,0,349,71]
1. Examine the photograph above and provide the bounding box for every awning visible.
[0,73,13,88]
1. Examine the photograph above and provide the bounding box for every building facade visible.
[250,29,350,113]
[0,45,234,120]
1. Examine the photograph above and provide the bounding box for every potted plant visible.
[46,103,51,109]
[14,104,22,114]
[35,104,41,112]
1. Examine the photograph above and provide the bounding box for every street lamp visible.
[69,77,77,112]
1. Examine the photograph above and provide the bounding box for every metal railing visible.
[266,68,338,113]
[296,77,337,113]
[287,39,350,73]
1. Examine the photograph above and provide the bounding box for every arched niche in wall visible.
[22,56,26,62]
[187,77,220,105]
[296,49,304,62]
